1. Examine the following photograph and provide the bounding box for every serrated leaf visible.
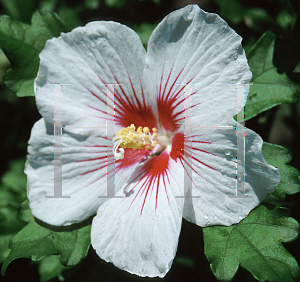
[1,201,91,275]
[245,32,300,120]
[262,142,300,199]
[203,205,300,282]
[0,10,69,97]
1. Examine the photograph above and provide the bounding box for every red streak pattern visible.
[170,132,184,161]
[170,132,216,187]
[90,73,158,130]
[79,68,219,215]
[116,148,149,171]
[156,66,196,132]
[125,151,171,215]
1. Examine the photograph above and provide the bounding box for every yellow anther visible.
[143,127,149,133]
[113,124,158,159]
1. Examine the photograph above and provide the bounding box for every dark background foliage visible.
[0,0,300,281]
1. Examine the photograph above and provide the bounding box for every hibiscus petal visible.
[25,119,146,226]
[91,152,185,277]
[181,119,280,227]
[143,4,251,131]
[35,21,157,137]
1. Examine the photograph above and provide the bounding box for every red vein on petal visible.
[125,152,170,216]
[178,156,198,188]
[81,159,114,175]
[191,155,216,170]
[95,76,129,114]
[170,132,218,188]
[172,89,196,110]
[127,72,143,109]
[85,145,109,148]
[116,148,149,171]
[106,71,157,128]
[157,67,191,132]
[158,63,165,100]
[86,73,157,129]
[163,170,170,205]
[86,105,113,118]
[165,67,184,102]
[80,148,146,180]
[139,76,147,108]
[77,155,108,162]
[187,146,218,157]
[161,64,174,101]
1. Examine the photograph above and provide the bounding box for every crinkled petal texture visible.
[141,4,279,226]
[26,4,279,279]
[143,4,251,132]
[91,152,185,277]
[25,119,146,226]
[181,118,280,227]
[27,20,157,225]
[35,20,157,136]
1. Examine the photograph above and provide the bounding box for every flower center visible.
[113,124,158,160]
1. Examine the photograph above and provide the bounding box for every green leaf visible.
[85,0,100,10]
[1,0,39,23]
[0,10,69,97]
[245,32,300,120]
[0,158,27,235]
[0,186,26,234]
[276,10,296,29]
[0,234,15,264]
[1,158,27,196]
[0,159,28,262]
[214,0,245,24]
[262,143,300,199]
[203,205,299,282]
[57,5,83,30]
[105,0,126,8]
[132,22,158,47]
[245,8,275,31]
[1,201,91,275]
[38,255,66,282]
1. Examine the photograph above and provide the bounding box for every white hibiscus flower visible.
[25,4,280,278]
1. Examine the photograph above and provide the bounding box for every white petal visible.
[182,119,280,227]
[35,21,156,137]
[91,152,185,277]
[143,4,251,131]
[25,119,145,226]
